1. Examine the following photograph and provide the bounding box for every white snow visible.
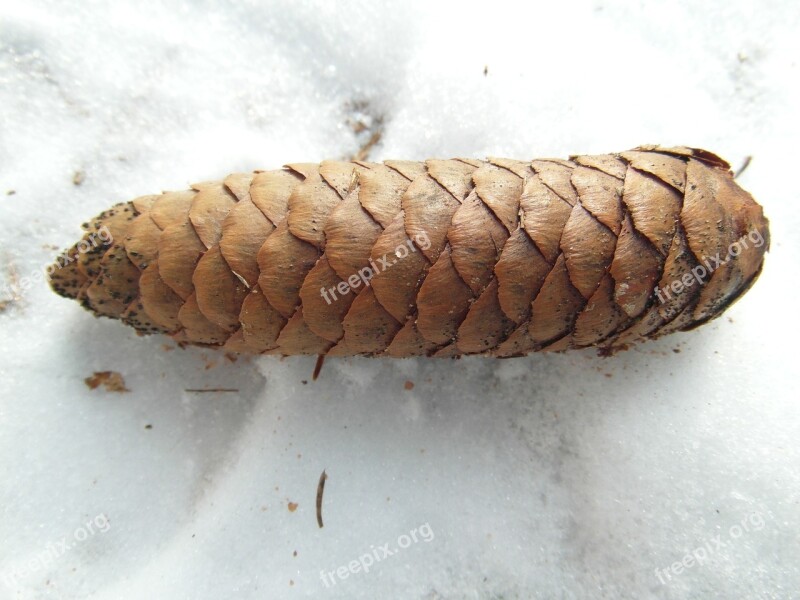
[1,0,798,598]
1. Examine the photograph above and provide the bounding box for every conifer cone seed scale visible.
[49,146,769,357]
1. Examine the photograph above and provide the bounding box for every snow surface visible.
[1,0,799,598]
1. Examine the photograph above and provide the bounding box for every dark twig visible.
[734,155,752,179]
[353,131,382,162]
[312,355,325,381]
[316,470,328,528]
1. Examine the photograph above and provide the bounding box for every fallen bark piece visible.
[51,147,769,357]
[85,371,129,392]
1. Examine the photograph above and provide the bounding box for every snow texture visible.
[1,0,799,598]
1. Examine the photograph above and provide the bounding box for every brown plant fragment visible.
[85,371,129,392]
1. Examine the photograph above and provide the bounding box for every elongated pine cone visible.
[49,146,769,357]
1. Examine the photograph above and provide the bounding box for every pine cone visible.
[49,146,769,357]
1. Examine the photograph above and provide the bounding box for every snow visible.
[1,0,798,598]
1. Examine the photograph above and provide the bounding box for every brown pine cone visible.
[49,146,769,357]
